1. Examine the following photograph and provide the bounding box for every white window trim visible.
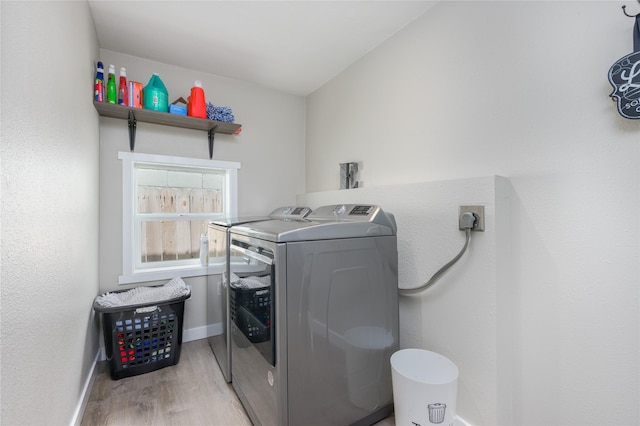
[118,151,239,284]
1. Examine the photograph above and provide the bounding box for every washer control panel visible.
[347,205,374,216]
[310,204,380,221]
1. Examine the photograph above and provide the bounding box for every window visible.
[119,152,239,284]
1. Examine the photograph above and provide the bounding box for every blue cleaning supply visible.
[206,102,235,122]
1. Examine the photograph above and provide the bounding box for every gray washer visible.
[229,204,398,426]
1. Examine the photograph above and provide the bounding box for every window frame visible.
[118,151,239,284]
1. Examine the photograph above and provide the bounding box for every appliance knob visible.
[333,204,346,216]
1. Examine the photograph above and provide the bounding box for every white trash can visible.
[390,349,458,426]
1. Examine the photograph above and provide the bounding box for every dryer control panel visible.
[268,206,312,219]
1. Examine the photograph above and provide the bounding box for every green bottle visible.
[106,64,117,104]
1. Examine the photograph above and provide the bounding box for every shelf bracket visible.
[208,125,218,159]
[128,110,137,152]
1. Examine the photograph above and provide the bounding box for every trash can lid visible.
[390,348,458,384]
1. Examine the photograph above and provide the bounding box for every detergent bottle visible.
[118,67,128,106]
[200,233,209,266]
[94,61,105,102]
[143,73,169,112]
[187,81,207,119]
[106,64,117,104]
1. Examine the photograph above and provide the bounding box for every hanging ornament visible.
[608,7,640,120]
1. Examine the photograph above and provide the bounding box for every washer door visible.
[229,240,275,366]
[229,238,280,426]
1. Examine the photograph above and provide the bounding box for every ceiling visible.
[88,1,437,96]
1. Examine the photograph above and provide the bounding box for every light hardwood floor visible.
[82,338,394,425]
[81,339,251,425]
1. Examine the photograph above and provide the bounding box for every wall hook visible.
[622,1,640,18]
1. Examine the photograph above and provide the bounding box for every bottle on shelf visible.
[94,61,105,102]
[118,67,128,106]
[143,73,169,112]
[106,64,117,104]
[200,233,209,266]
[187,80,207,119]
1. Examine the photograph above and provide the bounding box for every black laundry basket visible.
[93,287,191,380]
[230,283,271,343]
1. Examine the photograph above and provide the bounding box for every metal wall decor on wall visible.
[608,3,640,119]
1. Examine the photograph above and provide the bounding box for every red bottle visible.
[187,81,207,119]
[118,68,128,106]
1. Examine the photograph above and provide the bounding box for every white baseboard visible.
[70,348,101,426]
[183,323,222,342]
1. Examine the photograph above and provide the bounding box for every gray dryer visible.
[206,206,311,383]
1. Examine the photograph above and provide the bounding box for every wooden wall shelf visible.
[93,101,241,158]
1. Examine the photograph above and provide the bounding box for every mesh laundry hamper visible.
[93,283,191,380]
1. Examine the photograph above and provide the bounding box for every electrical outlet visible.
[459,205,485,231]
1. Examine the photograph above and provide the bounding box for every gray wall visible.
[1,1,100,424]
[305,1,639,425]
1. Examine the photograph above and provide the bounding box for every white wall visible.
[97,50,306,333]
[1,1,100,425]
[298,176,510,426]
[306,1,639,425]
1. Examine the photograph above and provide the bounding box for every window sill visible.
[119,263,224,285]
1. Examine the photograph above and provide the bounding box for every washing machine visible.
[206,206,312,383]
[228,204,398,426]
